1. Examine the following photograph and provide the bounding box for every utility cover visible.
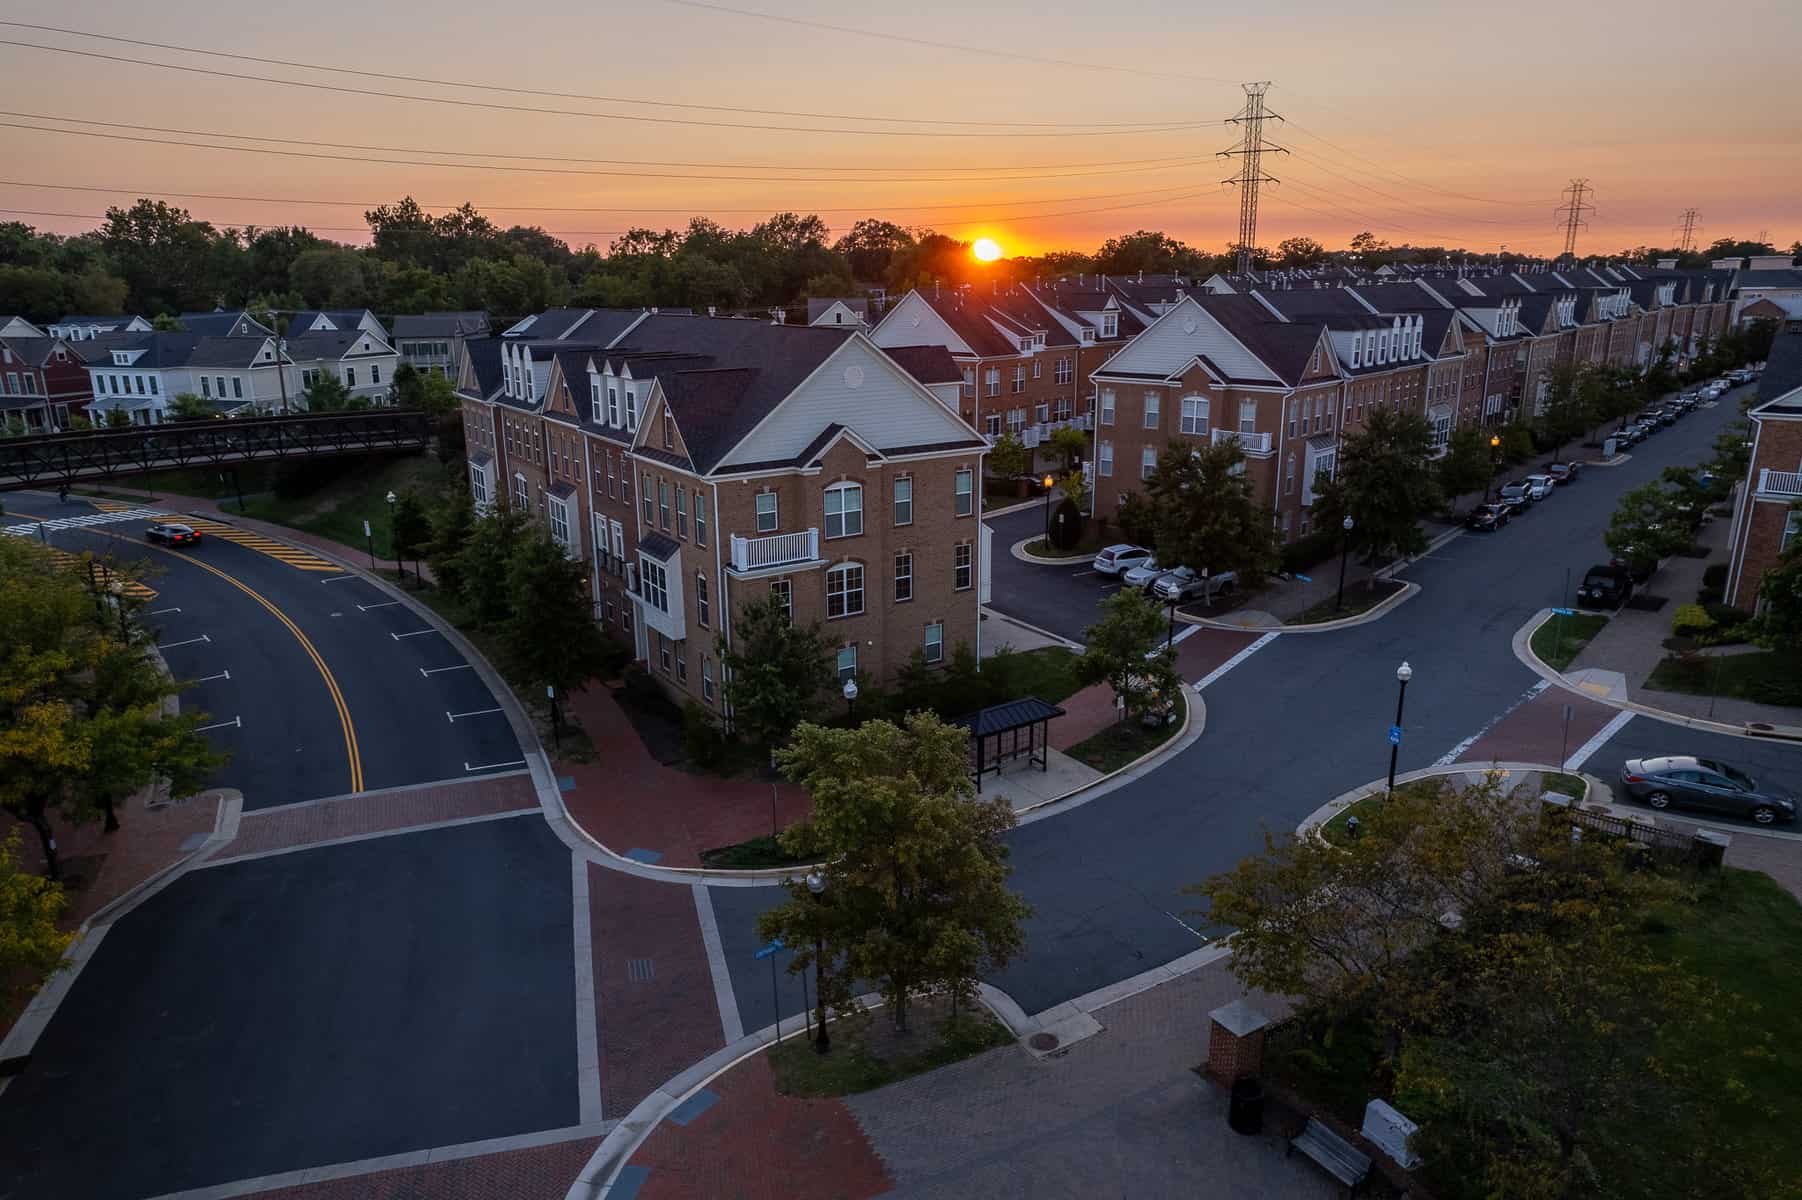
[1362,1098,1421,1168]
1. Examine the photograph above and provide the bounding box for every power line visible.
[0,21,1214,132]
[0,110,1210,176]
[1555,179,1595,257]
[0,119,1219,186]
[1282,148,1516,226]
[0,39,1217,139]
[1218,83,1286,273]
[1280,119,1531,208]
[658,0,1244,85]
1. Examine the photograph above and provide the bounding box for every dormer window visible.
[590,377,603,423]
[1081,328,1096,344]
[624,389,638,432]
[1100,313,1118,338]
[607,385,620,426]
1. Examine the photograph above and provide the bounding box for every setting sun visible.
[972,237,1004,262]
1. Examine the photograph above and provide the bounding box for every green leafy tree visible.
[105,407,131,429]
[1536,363,1591,461]
[1757,513,1802,654]
[1710,420,1753,481]
[987,432,1029,481]
[451,507,527,626]
[1310,407,1440,564]
[288,245,367,308]
[499,528,612,698]
[1604,482,1691,575]
[1142,438,1278,581]
[1275,235,1326,268]
[1075,588,1181,725]
[1436,427,1495,511]
[1058,468,1091,516]
[150,313,184,332]
[1047,424,1088,472]
[390,491,431,580]
[389,361,423,409]
[302,373,355,412]
[0,829,72,998]
[167,392,214,421]
[717,591,836,756]
[756,712,1030,1032]
[424,483,477,600]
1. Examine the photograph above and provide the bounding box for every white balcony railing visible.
[1210,427,1274,456]
[1758,468,1802,498]
[729,527,820,572]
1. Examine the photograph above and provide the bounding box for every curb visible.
[984,494,1053,519]
[1006,533,1092,565]
[1511,609,1788,741]
[1013,688,1200,821]
[1181,580,1420,634]
[980,606,1084,652]
[1294,762,1588,844]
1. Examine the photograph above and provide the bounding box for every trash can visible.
[1227,1075,1265,1135]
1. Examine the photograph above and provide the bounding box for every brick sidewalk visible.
[213,772,538,862]
[556,684,810,868]
[245,1136,601,1200]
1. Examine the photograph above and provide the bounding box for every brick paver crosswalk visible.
[214,772,539,862]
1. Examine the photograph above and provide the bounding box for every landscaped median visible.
[1528,607,1609,670]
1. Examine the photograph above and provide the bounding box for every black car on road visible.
[1619,756,1798,825]
[1466,503,1511,532]
[145,522,201,547]
[1575,563,1633,609]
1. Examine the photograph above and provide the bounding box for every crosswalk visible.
[87,500,341,572]
[1,506,168,534]
[7,539,158,600]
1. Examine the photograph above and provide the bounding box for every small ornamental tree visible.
[1436,428,1494,512]
[424,483,477,600]
[1075,587,1181,725]
[0,830,71,998]
[500,528,612,698]
[1142,438,1277,582]
[717,591,836,756]
[756,712,1030,1032]
[1048,425,1088,472]
[1310,407,1441,564]
[451,506,527,627]
[168,392,214,421]
[987,432,1029,482]
[1604,482,1691,576]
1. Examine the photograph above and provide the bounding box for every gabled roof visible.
[503,307,645,344]
[73,330,279,370]
[177,309,273,337]
[392,311,491,338]
[285,330,392,361]
[285,309,377,338]
[1752,332,1802,415]
[458,336,505,401]
[805,297,869,324]
[879,343,961,386]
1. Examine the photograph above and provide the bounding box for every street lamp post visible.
[1041,473,1056,546]
[1484,435,1501,504]
[1386,661,1412,795]
[385,490,398,581]
[806,871,830,1054]
[1335,515,1355,611]
[843,677,859,724]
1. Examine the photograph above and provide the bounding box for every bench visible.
[1287,1117,1372,1197]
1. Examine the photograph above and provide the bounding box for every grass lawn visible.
[1066,691,1185,773]
[1644,649,1802,708]
[233,456,447,560]
[1530,610,1609,671]
[991,645,1084,705]
[769,997,1013,1098]
[1285,578,1405,626]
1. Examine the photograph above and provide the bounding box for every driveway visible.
[984,504,1123,644]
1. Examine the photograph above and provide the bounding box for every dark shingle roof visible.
[953,697,1066,738]
[880,343,961,385]
[177,310,271,337]
[459,336,504,400]
[1753,332,1802,414]
[286,330,388,360]
[393,312,491,338]
[285,310,374,338]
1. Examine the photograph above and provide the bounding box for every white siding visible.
[1099,297,1278,383]
[869,291,975,356]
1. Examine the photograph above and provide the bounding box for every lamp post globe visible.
[1335,515,1355,612]
[842,677,859,722]
[1386,660,1413,794]
[1041,473,1056,543]
[805,870,830,1053]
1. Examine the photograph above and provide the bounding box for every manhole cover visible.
[626,958,655,983]
[1029,1032,1060,1051]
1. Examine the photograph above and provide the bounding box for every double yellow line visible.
[98,532,364,794]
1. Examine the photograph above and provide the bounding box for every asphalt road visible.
[0,815,577,1200]
[712,385,1802,1023]
[985,504,1122,644]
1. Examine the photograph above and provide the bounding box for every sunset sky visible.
[1,0,1797,260]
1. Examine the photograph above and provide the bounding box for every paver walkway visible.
[243,1135,603,1200]
[556,683,810,868]
[619,956,1332,1200]
[212,772,539,863]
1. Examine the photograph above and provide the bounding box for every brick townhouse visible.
[0,326,94,430]
[1724,333,1802,611]
[459,310,987,708]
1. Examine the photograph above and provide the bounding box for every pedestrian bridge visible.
[0,410,433,490]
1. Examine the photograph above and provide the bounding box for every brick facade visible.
[1725,407,1802,610]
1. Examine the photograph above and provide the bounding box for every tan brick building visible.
[1725,335,1802,610]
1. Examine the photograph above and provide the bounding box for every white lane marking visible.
[693,883,745,1044]
[357,600,402,610]
[465,758,529,772]
[147,606,182,615]
[194,715,241,733]
[1434,679,1551,766]
[158,635,211,649]
[1564,709,1635,772]
[420,664,474,676]
[391,628,439,640]
[1171,622,1201,647]
[319,574,358,583]
[0,508,165,534]
[192,670,231,683]
[1193,631,1279,690]
[447,707,504,723]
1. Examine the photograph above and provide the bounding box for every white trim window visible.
[640,557,669,613]
[590,379,603,422]
[984,367,1001,397]
[694,492,707,547]
[610,519,625,564]
[984,414,1001,437]
[893,477,913,525]
[1099,440,1113,477]
[641,474,655,525]
[548,494,572,550]
[702,656,715,702]
[1099,389,1116,426]
[1143,391,1161,429]
[1180,396,1208,434]
[961,367,975,398]
[924,621,944,664]
[770,578,792,623]
[1100,312,1118,338]
[607,385,620,427]
[836,644,858,683]
[1012,365,1025,393]
[894,550,913,602]
[624,389,638,432]
[954,469,974,517]
[827,563,864,618]
[469,463,489,506]
[1784,510,1801,555]
[675,487,688,538]
[824,481,863,538]
[1055,357,1072,385]
[755,492,778,533]
[695,571,710,627]
[1007,408,1026,434]
[512,473,529,510]
[1141,446,1157,480]
[954,543,972,591]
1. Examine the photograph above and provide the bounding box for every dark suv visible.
[1575,563,1633,609]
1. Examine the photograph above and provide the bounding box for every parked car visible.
[1575,563,1633,609]
[1624,422,1654,442]
[1497,480,1534,512]
[1151,566,1237,605]
[145,522,201,547]
[1524,474,1555,500]
[1613,425,1642,447]
[1465,502,1511,532]
[1121,557,1168,591]
[1619,756,1798,825]
[1092,544,1153,576]
[1547,462,1581,485]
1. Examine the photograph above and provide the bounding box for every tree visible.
[1141,438,1278,581]
[1756,513,1802,654]
[1047,425,1088,472]
[1276,236,1326,268]
[450,506,526,626]
[986,432,1029,482]
[150,313,184,332]
[833,219,914,282]
[1310,408,1441,563]
[105,407,131,429]
[167,392,214,421]
[423,482,477,599]
[390,491,431,581]
[1536,363,1591,461]
[717,591,836,756]
[302,373,360,412]
[1058,468,1091,516]
[499,529,612,698]
[756,713,1030,1032]
[0,539,224,878]
[288,245,367,308]
[1436,427,1494,512]
[0,830,71,999]
[1075,588,1181,725]
[1090,230,1208,276]
[1604,482,1691,575]
[389,361,424,409]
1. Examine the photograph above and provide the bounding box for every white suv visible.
[1092,544,1153,576]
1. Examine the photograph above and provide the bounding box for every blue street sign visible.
[1388,725,1403,746]
[1294,573,1313,583]
[753,938,785,960]
[1550,607,1575,616]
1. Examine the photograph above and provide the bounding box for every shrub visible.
[1281,529,1339,575]
[1703,601,1750,628]
[1669,603,1715,637]
[1698,562,1729,605]
[682,700,730,767]
[1048,497,1084,549]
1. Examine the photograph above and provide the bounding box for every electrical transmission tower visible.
[1675,208,1700,253]
[1218,82,1286,275]
[1555,179,1595,259]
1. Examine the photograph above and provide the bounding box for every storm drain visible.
[626,958,656,983]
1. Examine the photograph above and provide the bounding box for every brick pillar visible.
[1206,999,1271,1084]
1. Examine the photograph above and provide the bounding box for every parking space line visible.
[147,606,182,615]
[158,635,211,649]
[465,758,529,773]
[194,716,242,733]
[391,628,440,640]
[357,600,403,611]
[420,664,474,676]
[320,574,359,583]
[447,707,504,723]
[192,670,231,684]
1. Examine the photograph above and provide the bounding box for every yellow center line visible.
[90,530,364,793]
